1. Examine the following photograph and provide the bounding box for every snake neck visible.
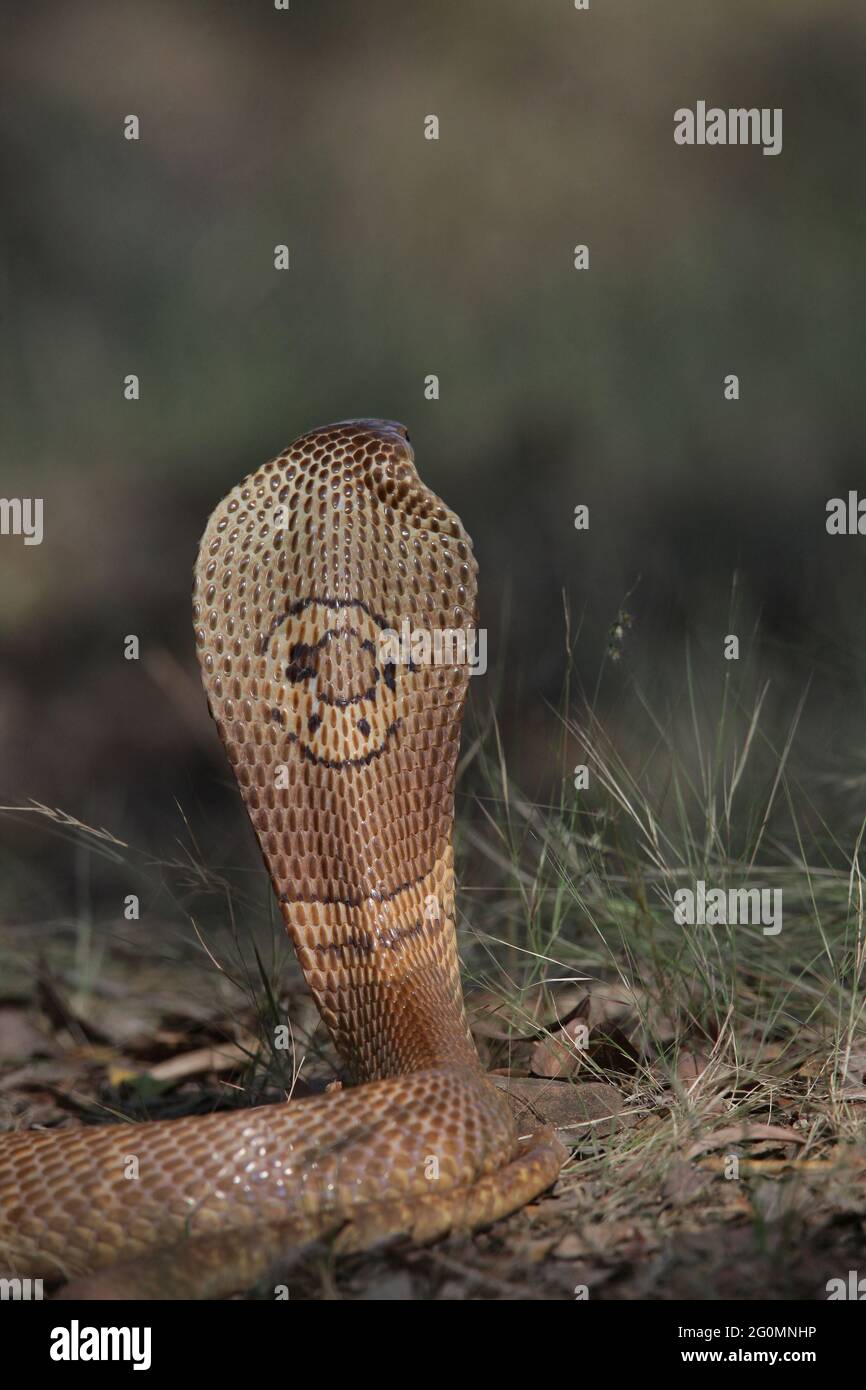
[281,852,482,1083]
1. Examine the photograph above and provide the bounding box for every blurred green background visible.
[1,0,865,895]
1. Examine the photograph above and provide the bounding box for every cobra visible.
[0,420,565,1298]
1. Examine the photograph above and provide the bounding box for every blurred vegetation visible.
[1,0,864,897]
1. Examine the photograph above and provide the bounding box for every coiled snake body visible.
[0,420,564,1298]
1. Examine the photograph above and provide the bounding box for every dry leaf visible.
[685,1123,806,1160]
[677,1051,711,1084]
[552,1233,585,1259]
[530,1014,589,1079]
[0,1007,53,1062]
[494,1076,626,1141]
[141,1038,258,1084]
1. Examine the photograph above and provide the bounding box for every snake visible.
[0,419,565,1298]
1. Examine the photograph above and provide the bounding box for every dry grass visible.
[1,633,865,1299]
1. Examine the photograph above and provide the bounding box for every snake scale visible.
[0,420,565,1298]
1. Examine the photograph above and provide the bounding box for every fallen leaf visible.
[552,1233,585,1259]
[839,1047,866,1096]
[494,1077,626,1141]
[685,1123,806,1160]
[530,1014,589,1079]
[662,1160,713,1204]
[0,1007,53,1061]
[677,1051,711,1084]
[586,1024,640,1077]
[139,1037,258,1084]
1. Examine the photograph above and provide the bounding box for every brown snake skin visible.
[0,420,565,1298]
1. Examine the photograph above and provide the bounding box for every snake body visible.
[0,420,564,1298]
